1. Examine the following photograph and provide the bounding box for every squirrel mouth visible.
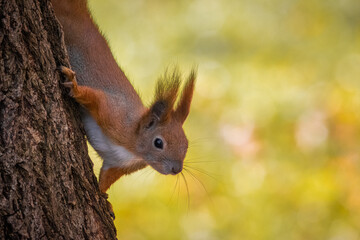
[146,161,169,175]
[146,160,183,175]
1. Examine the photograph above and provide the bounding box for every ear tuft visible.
[151,67,181,121]
[174,67,197,124]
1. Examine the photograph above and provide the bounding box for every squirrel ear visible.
[137,74,180,133]
[137,106,161,133]
[150,101,167,121]
[174,69,196,124]
[137,100,171,133]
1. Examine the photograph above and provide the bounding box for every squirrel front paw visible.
[58,66,78,97]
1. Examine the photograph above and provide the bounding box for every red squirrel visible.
[52,0,196,193]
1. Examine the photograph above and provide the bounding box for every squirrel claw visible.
[61,81,74,88]
[58,66,76,78]
[58,66,78,96]
[109,210,115,220]
[100,192,115,219]
[108,201,115,219]
[61,82,75,97]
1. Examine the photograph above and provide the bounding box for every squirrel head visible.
[135,68,196,175]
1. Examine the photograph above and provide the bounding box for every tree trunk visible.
[0,0,116,239]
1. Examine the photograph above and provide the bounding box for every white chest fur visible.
[81,112,143,170]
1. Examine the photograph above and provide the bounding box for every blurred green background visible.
[87,0,360,239]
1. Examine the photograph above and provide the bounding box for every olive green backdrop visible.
[87,0,360,239]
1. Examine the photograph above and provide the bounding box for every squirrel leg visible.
[99,167,125,193]
[99,167,124,220]
[59,67,123,192]
[59,66,108,121]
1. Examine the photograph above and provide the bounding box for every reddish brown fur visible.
[99,168,125,193]
[60,67,134,150]
[54,0,196,193]
[174,70,197,123]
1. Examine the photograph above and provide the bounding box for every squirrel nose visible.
[171,163,183,175]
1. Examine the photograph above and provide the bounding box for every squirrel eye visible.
[154,138,164,149]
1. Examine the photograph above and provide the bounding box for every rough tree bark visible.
[0,0,116,239]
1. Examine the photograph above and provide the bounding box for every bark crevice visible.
[0,0,116,239]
